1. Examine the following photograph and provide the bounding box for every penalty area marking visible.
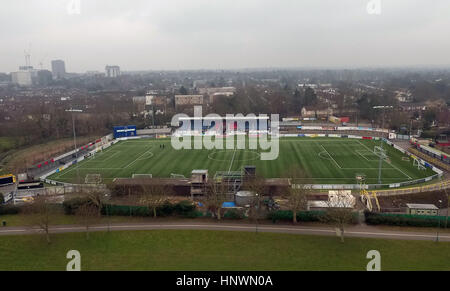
[88,151,120,163]
[355,149,379,162]
[122,148,155,169]
[318,145,399,170]
[319,144,342,169]
[356,140,412,180]
[228,148,237,172]
[318,151,332,161]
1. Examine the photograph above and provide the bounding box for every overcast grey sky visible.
[1,0,450,73]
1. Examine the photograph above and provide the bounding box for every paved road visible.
[1,222,449,242]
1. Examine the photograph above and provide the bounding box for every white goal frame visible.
[413,158,426,170]
[374,146,387,160]
[85,173,102,184]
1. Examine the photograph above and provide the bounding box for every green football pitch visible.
[48,137,435,185]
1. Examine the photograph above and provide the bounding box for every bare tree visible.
[286,184,309,224]
[242,175,266,198]
[139,184,170,218]
[23,195,56,244]
[321,193,355,243]
[283,167,310,224]
[204,180,228,221]
[242,175,266,229]
[85,190,105,216]
[75,203,100,240]
[247,192,263,233]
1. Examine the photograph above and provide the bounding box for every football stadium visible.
[47,136,435,185]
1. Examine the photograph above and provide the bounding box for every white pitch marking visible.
[319,144,342,169]
[357,140,412,180]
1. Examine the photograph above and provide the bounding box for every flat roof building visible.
[105,65,120,78]
[406,204,439,216]
[175,95,204,108]
[51,60,66,79]
[11,71,34,86]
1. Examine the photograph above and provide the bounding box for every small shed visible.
[191,170,208,184]
[406,204,439,216]
[190,170,208,198]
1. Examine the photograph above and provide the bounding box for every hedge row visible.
[62,197,94,215]
[101,201,197,218]
[0,205,20,215]
[223,209,244,219]
[267,210,326,223]
[365,212,449,228]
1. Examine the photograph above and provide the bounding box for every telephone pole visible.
[66,108,83,184]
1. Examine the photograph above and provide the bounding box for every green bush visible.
[62,197,94,215]
[420,130,438,139]
[156,202,174,217]
[102,204,150,217]
[173,200,196,216]
[101,201,197,218]
[268,210,326,223]
[267,210,291,222]
[0,205,20,215]
[223,209,244,219]
[365,212,449,228]
[184,210,203,218]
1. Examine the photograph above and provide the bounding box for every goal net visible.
[373,146,388,160]
[85,174,102,184]
[355,173,366,183]
[413,158,426,170]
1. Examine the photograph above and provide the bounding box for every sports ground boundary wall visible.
[293,126,391,138]
[370,179,450,197]
[15,184,108,198]
[410,139,450,167]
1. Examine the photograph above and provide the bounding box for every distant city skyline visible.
[1,0,450,73]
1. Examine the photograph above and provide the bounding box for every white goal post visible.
[413,158,426,170]
[85,174,102,184]
[373,146,387,160]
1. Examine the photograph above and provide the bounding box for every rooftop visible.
[192,170,208,174]
[406,204,439,210]
[179,116,270,121]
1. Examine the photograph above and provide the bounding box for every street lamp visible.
[373,106,393,184]
[436,200,442,242]
[66,108,83,184]
[439,176,449,230]
[446,191,449,230]
[255,193,259,234]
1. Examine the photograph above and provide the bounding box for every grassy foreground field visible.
[48,137,434,184]
[0,213,161,227]
[0,230,449,271]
